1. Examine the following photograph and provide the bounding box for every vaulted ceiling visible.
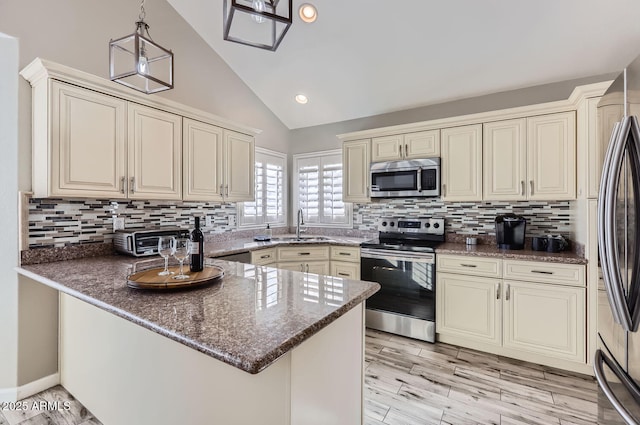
[168,0,640,129]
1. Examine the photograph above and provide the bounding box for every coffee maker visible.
[495,214,526,250]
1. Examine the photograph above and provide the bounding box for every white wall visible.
[0,34,19,400]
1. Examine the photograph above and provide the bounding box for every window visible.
[238,148,287,228]
[293,149,352,228]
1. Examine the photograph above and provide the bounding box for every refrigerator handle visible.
[625,117,640,330]
[594,349,640,425]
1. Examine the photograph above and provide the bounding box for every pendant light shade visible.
[223,0,293,51]
[109,0,174,94]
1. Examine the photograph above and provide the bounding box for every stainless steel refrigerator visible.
[596,54,640,424]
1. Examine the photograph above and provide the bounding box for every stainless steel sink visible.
[271,236,330,242]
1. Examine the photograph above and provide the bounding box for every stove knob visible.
[424,222,431,228]
[433,222,440,229]
[390,222,395,227]
[381,221,387,227]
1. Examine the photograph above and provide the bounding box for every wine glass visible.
[172,238,192,280]
[157,236,175,276]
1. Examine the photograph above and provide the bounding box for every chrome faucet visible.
[296,208,306,239]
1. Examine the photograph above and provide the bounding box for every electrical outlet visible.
[228,215,236,227]
[113,217,125,231]
[205,215,213,227]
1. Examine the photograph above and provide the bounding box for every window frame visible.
[238,147,288,229]
[292,149,353,229]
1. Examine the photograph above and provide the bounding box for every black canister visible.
[531,236,548,251]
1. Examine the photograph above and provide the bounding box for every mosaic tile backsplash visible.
[27,197,573,249]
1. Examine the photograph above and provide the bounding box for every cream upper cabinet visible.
[503,280,585,362]
[591,104,623,198]
[526,112,576,200]
[128,103,182,200]
[342,139,371,203]
[483,119,527,200]
[371,130,439,162]
[183,118,224,201]
[441,124,483,201]
[224,130,255,202]
[40,81,127,198]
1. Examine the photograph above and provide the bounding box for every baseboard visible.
[0,373,60,402]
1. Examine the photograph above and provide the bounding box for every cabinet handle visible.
[298,252,311,256]
[506,284,511,301]
[220,184,224,198]
[130,177,135,194]
[120,176,126,194]
[442,183,446,197]
[532,270,553,275]
[338,272,349,277]
[300,264,304,272]
[530,180,534,196]
[521,181,525,196]
[305,264,309,273]
[460,264,477,268]
[496,283,500,300]
[225,184,229,197]
[260,254,271,259]
[339,252,352,256]
[404,144,408,157]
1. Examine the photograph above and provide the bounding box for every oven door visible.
[361,248,435,321]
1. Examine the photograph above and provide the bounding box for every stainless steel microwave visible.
[370,158,440,198]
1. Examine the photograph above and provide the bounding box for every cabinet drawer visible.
[331,261,360,279]
[251,248,276,265]
[277,245,330,262]
[437,255,502,278]
[503,260,585,287]
[330,246,360,262]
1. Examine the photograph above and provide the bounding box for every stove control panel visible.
[377,217,445,235]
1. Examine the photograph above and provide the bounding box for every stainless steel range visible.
[360,217,445,342]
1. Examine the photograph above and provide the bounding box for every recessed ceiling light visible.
[299,4,317,23]
[295,94,308,104]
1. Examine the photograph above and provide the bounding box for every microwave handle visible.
[417,168,422,192]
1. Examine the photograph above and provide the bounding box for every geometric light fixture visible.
[223,0,293,51]
[109,0,174,94]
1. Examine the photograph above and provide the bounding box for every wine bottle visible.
[190,216,204,272]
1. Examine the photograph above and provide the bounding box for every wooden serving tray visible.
[126,265,224,290]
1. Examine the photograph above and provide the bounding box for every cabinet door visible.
[277,262,305,272]
[371,135,402,162]
[183,118,224,201]
[483,119,527,201]
[527,112,576,200]
[405,130,440,158]
[128,103,182,200]
[330,261,360,279]
[49,81,127,198]
[592,104,623,198]
[306,261,330,275]
[436,272,501,346]
[342,139,371,203]
[503,280,585,362]
[224,130,255,202]
[441,124,483,201]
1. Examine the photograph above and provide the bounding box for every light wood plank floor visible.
[365,328,599,425]
[1,330,599,425]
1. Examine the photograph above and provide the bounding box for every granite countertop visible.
[17,256,379,374]
[435,242,587,265]
[204,235,370,258]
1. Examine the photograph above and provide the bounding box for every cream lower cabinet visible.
[437,255,586,370]
[342,139,371,203]
[277,245,331,275]
[441,124,483,201]
[329,246,361,279]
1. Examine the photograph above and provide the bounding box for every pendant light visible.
[223,0,293,51]
[109,0,174,94]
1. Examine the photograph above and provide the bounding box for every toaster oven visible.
[114,227,190,257]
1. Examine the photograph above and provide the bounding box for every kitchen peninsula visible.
[17,256,379,425]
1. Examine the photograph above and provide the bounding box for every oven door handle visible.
[361,248,434,263]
